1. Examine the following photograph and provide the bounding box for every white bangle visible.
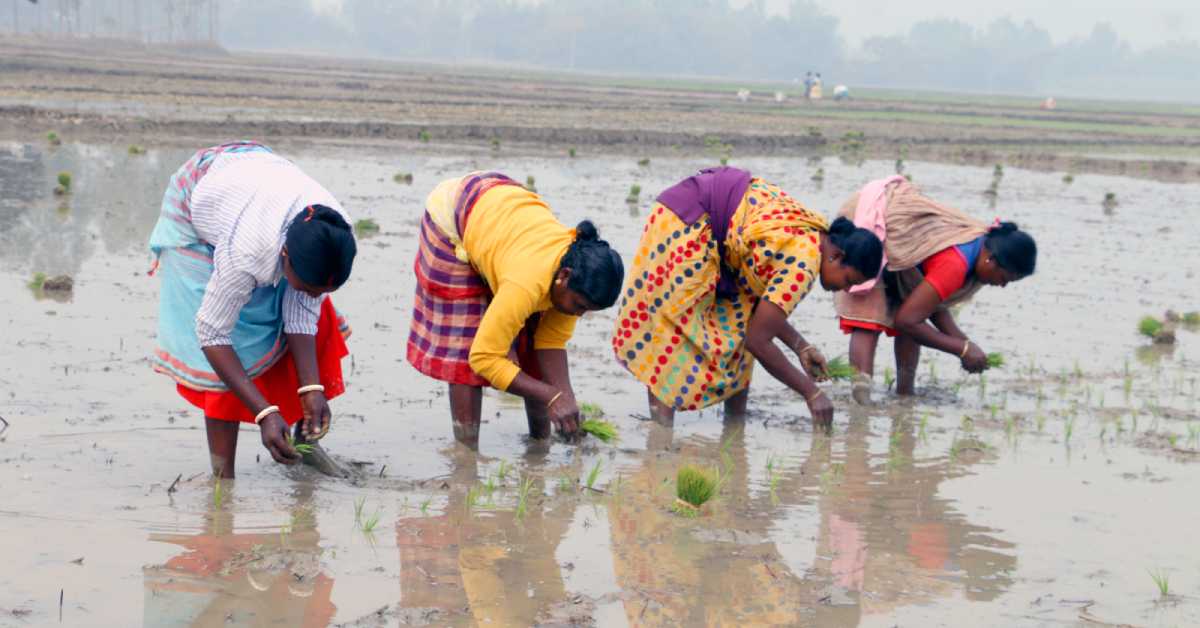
[254,405,280,425]
[297,384,325,395]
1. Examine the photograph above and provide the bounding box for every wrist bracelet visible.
[254,405,281,425]
[547,391,564,408]
[297,384,325,395]
[805,389,823,403]
[960,340,972,358]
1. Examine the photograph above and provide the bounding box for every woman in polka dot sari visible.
[611,168,882,427]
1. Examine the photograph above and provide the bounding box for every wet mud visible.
[0,137,1198,627]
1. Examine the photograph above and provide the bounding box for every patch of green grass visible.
[1148,568,1170,598]
[672,465,718,516]
[580,418,618,443]
[825,356,857,381]
[354,218,380,238]
[584,460,602,490]
[1138,316,1163,338]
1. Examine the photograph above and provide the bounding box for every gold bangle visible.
[960,340,971,358]
[254,405,280,425]
[297,384,325,395]
[805,389,823,403]
[799,345,817,358]
[547,391,564,408]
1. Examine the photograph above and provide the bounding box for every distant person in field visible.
[833,85,850,101]
[149,142,357,478]
[811,73,824,100]
[834,176,1037,404]
[803,71,814,99]
[406,172,624,449]
[611,167,882,428]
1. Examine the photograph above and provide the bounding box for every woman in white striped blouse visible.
[149,142,357,478]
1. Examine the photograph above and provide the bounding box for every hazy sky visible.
[741,0,1198,49]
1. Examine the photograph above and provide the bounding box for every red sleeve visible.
[920,247,969,300]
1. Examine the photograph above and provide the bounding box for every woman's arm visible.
[929,308,967,340]
[744,300,833,425]
[894,282,987,372]
[201,345,299,464]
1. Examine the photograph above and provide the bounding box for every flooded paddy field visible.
[0,137,1198,627]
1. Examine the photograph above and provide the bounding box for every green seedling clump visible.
[525,175,537,193]
[672,465,718,516]
[1183,311,1200,325]
[626,184,641,204]
[128,144,146,155]
[811,167,825,182]
[28,272,47,291]
[986,353,1004,368]
[580,418,618,443]
[354,218,380,238]
[568,147,577,158]
[579,402,603,419]
[825,356,857,381]
[393,172,414,184]
[286,434,315,455]
[637,158,650,167]
[47,131,61,146]
[54,171,73,195]
[1138,316,1162,338]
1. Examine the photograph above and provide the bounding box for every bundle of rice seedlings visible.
[1182,311,1200,325]
[354,218,380,238]
[672,465,718,516]
[825,356,857,381]
[286,434,315,455]
[1138,316,1163,338]
[986,353,1004,368]
[580,418,618,443]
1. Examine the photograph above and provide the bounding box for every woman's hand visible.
[260,413,301,464]
[798,345,829,382]
[548,390,581,437]
[300,390,332,441]
[806,390,834,427]
[960,341,989,374]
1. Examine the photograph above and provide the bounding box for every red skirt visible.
[178,298,350,424]
[839,317,897,337]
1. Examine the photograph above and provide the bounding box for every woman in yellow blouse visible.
[407,172,624,448]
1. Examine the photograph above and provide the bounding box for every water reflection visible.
[0,141,188,276]
[143,485,336,627]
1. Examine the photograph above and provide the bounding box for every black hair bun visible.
[575,220,600,242]
[829,216,856,236]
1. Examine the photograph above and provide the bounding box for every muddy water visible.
[1,138,1198,627]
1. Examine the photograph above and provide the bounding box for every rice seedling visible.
[928,361,938,385]
[286,434,314,455]
[825,356,857,381]
[579,402,603,419]
[883,367,895,390]
[490,137,501,151]
[568,147,577,158]
[1183,311,1200,325]
[393,172,414,184]
[894,158,905,174]
[765,456,781,504]
[672,465,718,516]
[819,462,844,494]
[524,175,537,193]
[1103,192,1118,209]
[810,167,825,182]
[28,272,46,291]
[361,510,381,533]
[495,459,511,483]
[986,353,1004,368]
[1148,568,1170,598]
[515,475,535,520]
[47,131,62,146]
[466,484,484,511]
[637,158,651,167]
[212,474,223,508]
[54,171,72,195]
[584,459,602,490]
[719,157,729,166]
[1061,173,1074,184]
[1064,415,1076,444]
[419,498,431,515]
[482,473,497,495]
[1138,316,1163,338]
[626,184,641,204]
[719,427,740,474]
[1166,433,1178,448]
[279,523,291,548]
[580,418,619,443]
[128,144,146,155]
[1073,360,1083,379]
[918,413,929,443]
[557,475,574,493]
[418,129,431,143]
[354,496,366,522]
[992,164,1004,180]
